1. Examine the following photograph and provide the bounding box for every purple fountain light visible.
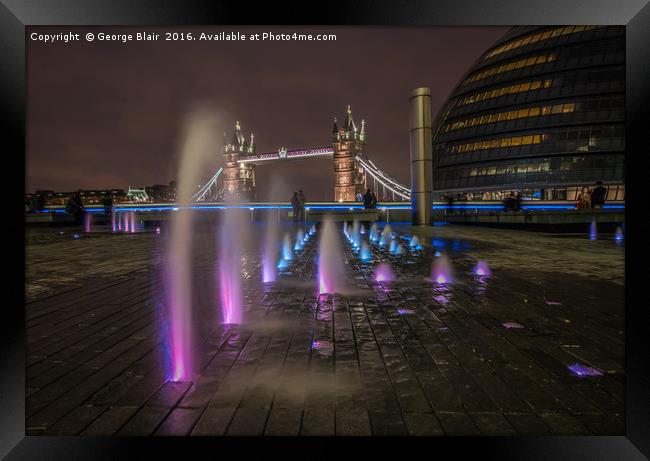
[502,321,524,329]
[373,262,394,282]
[430,254,453,284]
[219,209,244,325]
[167,208,193,382]
[568,363,604,377]
[84,212,92,233]
[473,260,491,277]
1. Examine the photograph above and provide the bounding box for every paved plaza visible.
[25,220,625,436]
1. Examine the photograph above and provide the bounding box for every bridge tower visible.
[332,106,366,202]
[222,121,256,201]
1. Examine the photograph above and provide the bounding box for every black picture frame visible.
[2,0,648,459]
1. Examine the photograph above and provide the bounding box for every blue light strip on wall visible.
[38,202,625,214]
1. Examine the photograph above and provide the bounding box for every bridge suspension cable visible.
[355,156,411,201]
[192,167,223,202]
[192,154,411,202]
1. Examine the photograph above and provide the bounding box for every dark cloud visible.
[27,26,509,199]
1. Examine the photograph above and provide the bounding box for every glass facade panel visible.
[432,25,624,200]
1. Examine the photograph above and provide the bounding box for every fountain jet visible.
[262,214,279,283]
[351,220,361,248]
[589,220,598,240]
[282,233,293,260]
[219,208,244,325]
[360,242,372,261]
[374,262,394,282]
[431,253,453,284]
[318,217,346,295]
[294,229,305,250]
[84,212,92,233]
[166,108,221,382]
[473,260,491,277]
[614,226,624,243]
[369,223,379,242]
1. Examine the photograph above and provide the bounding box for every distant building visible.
[145,181,177,202]
[126,187,149,203]
[431,25,625,202]
[26,189,126,208]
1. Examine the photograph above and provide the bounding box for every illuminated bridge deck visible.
[25,223,624,436]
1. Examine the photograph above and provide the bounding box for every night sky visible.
[27,26,508,201]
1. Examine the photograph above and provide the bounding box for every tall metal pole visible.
[409,87,433,225]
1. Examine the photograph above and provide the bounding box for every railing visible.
[33,200,625,214]
[238,147,334,164]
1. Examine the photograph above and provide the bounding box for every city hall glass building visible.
[431,25,625,202]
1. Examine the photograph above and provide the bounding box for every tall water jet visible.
[282,233,293,260]
[84,212,92,233]
[360,242,372,261]
[473,260,491,277]
[262,213,279,283]
[380,224,392,245]
[318,217,346,295]
[117,211,123,231]
[369,223,379,242]
[431,254,453,284]
[166,108,220,382]
[374,262,394,282]
[218,208,245,325]
[589,219,598,240]
[130,211,136,233]
[124,212,130,233]
[351,220,361,248]
[294,229,305,250]
[111,210,117,233]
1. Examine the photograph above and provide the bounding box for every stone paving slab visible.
[25,221,624,435]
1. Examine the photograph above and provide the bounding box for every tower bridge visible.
[192,106,411,203]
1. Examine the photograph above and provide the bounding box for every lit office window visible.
[482,25,600,60]
[444,102,578,132]
[450,133,547,154]
[463,54,558,86]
